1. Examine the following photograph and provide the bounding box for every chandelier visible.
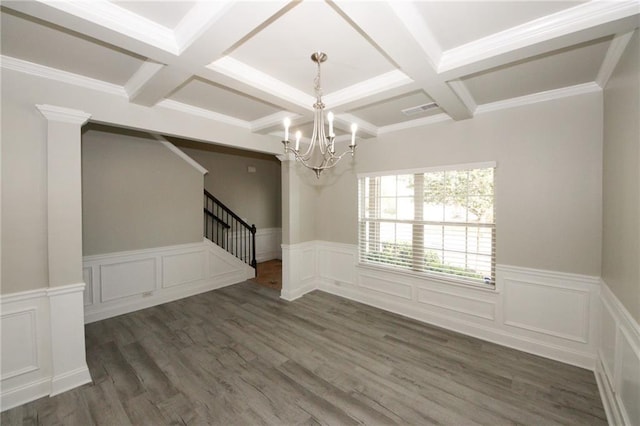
[282,52,357,178]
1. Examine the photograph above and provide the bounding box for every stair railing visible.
[203,189,257,274]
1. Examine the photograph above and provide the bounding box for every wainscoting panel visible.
[84,240,254,323]
[0,289,51,411]
[358,272,412,300]
[503,278,590,343]
[162,250,206,288]
[255,228,282,262]
[1,284,89,411]
[291,241,600,369]
[1,309,39,381]
[416,287,496,321]
[100,258,156,302]
[596,280,640,426]
[281,242,317,301]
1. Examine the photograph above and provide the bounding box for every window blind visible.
[358,165,496,286]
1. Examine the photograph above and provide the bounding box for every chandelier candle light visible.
[282,52,358,178]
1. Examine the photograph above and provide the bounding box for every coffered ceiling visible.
[1,1,638,144]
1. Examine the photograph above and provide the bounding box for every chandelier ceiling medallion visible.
[282,52,357,178]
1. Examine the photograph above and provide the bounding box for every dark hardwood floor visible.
[2,281,606,425]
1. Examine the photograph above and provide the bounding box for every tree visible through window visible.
[358,163,495,286]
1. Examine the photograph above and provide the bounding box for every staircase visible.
[203,189,257,275]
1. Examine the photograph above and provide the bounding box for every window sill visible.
[356,262,497,293]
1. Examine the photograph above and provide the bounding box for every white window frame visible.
[357,161,496,288]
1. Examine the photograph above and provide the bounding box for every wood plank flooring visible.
[2,281,607,425]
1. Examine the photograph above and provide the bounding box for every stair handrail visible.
[203,189,257,274]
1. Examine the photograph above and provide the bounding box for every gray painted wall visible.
[314,91,604,277]
[81,127,203,256]
[602,31,640,323]
[174,140,281,230]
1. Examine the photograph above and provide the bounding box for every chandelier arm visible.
[282,52,357,178]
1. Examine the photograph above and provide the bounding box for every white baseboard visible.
[83,239,253,323]
[596,280,640,426]
[283,240,601,370]
[1,283,89,411]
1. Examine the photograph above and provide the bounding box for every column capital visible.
[36,104,91,125]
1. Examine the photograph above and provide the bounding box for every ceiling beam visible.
[330,1,473,121]
[437,1,640,81]
[127,0,295,106]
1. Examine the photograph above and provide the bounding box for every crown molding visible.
[596,30,636,88]
[250,111,303,133]
[157,99,251,129]
[1,55,127,97]
[36,104,91,125]
[208,56,314,110]
[43,0,178,54]
[439,1,640,76]
[475,82,601,115]
[174,1,233,53]
[389,1,442,68]
[377,113,451,135]
[334,113,379,138]
[324,70,413,108]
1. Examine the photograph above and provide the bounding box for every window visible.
[358,163,496,286]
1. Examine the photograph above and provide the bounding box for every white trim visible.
[438,1,640,75]
[281,240,601,369]
[208,56,314,111]
[83,239,253,323]
[1,56,127,98]
[0,378,51,413]
[36,104,91,125]
[447,79,477,113]
[389,1,442,67]
[124,60,165,100]
[174,1,233,53]
[596,279,640,426]
[157,99,251,129]
[475,82,602,115]
[377,113,451,135]
[251,111,302,133]
[596,30,636,88]
[356,161,497,178]
[324,70,414,108]
[153,135,208,175]
[43,0,178,55]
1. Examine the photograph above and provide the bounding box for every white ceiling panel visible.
[0,9,145,85]
[229,1,396,94]
[348,91,440,127]
[415,1,586,51]
[2,0,636,135]
[168,78,281,122]
[110,1,197,29]
[462,37,613,105]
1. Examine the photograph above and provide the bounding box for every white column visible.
[36,104,92,396]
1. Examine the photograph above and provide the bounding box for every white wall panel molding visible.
[1,285,89,410]
[83,240,253,323]
[596,280,640,426]
[255,228,282,262]
[289,241,600,369]
[280,241,317,301]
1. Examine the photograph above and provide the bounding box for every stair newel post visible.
[251,224,257,276]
